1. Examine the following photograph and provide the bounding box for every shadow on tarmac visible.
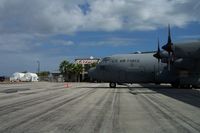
[79,83,200,108]
[77,86,128,89]
[0,88,30,93]
[130,84,200,108]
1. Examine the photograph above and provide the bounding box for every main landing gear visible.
[109,82,116,88]
[171,82,193,89]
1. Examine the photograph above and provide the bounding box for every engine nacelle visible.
[174,58,194,70]
[172,42,200,59]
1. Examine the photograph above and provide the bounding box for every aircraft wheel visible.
[186,85,192,89]
[192,85,200,89]
[171,80,180,88]
[180,84,192,89]
[109,82,116,88]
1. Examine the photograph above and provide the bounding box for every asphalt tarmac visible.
[0,82,199,133]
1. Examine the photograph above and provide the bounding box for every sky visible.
[0,0,200,76]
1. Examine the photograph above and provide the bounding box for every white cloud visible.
[0,0,199,34]
[79,37,139,47]
[45,40,75,46]
[0,34,34,52]
[0,0,199,53]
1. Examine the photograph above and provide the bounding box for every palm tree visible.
[91,62,98,68]
[59,60,84,82]
[59,60,70,81]
[73,64,83,82]
[67,63,75,81]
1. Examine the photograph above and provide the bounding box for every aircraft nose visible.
[88,67,96,78]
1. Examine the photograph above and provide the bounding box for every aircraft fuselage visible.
[89,53,174,83]
[88,51,200,88]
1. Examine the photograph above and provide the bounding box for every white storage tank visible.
[10,72,25,81]
[23,72,39,82]
[10,72,39,82]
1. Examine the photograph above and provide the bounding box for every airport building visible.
[75,57,100,81]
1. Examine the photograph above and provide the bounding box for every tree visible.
[73,64,83,82]
[91,62,98,68]
[38,71,50,77]
[59,60,84,82]
[59,60,70,81]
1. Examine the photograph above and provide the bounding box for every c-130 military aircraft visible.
[88,25,200,88]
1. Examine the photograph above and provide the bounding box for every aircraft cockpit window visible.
[111,60,117,63]
[120,59,126,63]
[101,57,111,63]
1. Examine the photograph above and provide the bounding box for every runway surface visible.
[0,82,200,133]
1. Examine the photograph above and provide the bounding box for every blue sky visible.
[0,0,200,76]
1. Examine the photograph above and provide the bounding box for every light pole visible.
[37,60,40,75]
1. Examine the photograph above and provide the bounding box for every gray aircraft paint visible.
[172,41,200,58]
[90,53,169,83]
[88,41,200,87]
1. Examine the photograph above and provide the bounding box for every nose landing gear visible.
[109,82,116,88]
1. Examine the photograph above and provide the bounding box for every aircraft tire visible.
[180,84,192,89]
[192,85,200,89]
[109,82,116,88]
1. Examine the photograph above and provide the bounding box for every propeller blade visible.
[161,24,175,71]
[168,24,172,44]
[168,52,171,71]
[153,38,161,73]
[157,38,160,63]
[162,24,173,53]
[153,38,161,61]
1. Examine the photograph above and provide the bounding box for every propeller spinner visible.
[153,38,162,63]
